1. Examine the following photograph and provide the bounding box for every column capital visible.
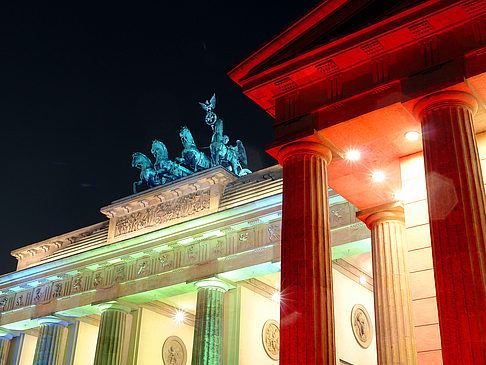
[0,329,13,340]
[357,201,404,229]
[413,90,478,119]
[276,141,333,165]
[195,278,232,292]
[36,315,68,327]
[97,301,131,314]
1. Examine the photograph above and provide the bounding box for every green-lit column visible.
[93,302,131,365]
[191,279,231,365]
[32,316,68,365]
[0,330,12,365]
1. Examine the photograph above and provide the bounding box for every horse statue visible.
[151,140,192,182]
[176,126,211,172]
[210,119,251,176]
[131,152,160,193]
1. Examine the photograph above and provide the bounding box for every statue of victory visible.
[199,93,217,129]
[200,94,251,176]
[131,92,251,194]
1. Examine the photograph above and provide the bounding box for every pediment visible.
[229,0,434,85]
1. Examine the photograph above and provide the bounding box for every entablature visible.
[229,0,486,121]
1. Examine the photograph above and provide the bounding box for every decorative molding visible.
[10,222,108,270]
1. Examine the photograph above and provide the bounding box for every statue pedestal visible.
[101,166,236,243]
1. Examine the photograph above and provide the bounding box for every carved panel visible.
[135,257,152,277]
[112,264,127,284]
[209,238,226,259]
[237,229,254,252]
[92,269,107,288]
[114,190,211,237]
[71,275,84,294]
[157,251,175,272]
[266,223,281,244]
[14,291,30,309]
[0,296,9,312]
[182,244,200,266]
[50,281,65,299]
[32,285,49,304]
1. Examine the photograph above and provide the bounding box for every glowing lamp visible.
[174,310,185,323]
[405,131,420,141]
[345,150,361,161]
[371,171,385,182]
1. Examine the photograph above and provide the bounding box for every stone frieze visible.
[114,190,210,238]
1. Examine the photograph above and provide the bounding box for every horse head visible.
[151,140,169,161]
[180,126,195,147]
[132,152,153,169]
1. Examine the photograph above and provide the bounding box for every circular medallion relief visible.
[351,304,373,349]
[262,319,280,361]
[162,336,187,365]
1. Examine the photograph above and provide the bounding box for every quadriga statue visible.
[177,126,211,172]
[151,139,192,182]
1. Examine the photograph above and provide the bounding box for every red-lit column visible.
[358,203,417,365]
[276,141,335,365]
[414,90,486,364]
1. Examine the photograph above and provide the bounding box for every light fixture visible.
[345,149,361,161]
[405,131,420,141]
[174,309,185,323]
[359,276,367,285]
[371,171,385,182]
[272,292,280,303]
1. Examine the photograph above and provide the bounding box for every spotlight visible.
[174,310,185,323]
[345,150,361,161]
[371,171,385,182]
[272,292,280,303]
[359,276,367,285]
[405,131,420,141]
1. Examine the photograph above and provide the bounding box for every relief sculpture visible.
[162,336,187,365]
[351,304,373,349]
[114,190,211,237]
[262,319,280,361]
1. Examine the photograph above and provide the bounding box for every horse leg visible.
[133,181,142,194]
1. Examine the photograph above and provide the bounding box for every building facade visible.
[3,1,486,364]
[229,0,486,364]
[0,166,376,364]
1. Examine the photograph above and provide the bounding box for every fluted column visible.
[414,90,486,364]
[93,302,130,365]
[191,278,231,365]
[0,330,12,365]
[32,316,68,365]
[276,141,335,365]
[358,202,417,365]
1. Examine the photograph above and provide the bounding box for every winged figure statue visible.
[199,93,217,128]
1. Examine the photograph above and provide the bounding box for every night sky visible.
[0,2,320,274]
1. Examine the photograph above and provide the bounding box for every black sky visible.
[0,2,320,273]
